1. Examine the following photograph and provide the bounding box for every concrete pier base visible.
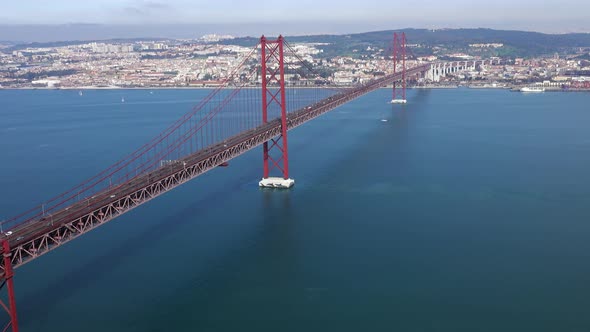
[259,177,295,189]
[390,99,407,104]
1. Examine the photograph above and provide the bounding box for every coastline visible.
[0,85,487,90]
[0,86,342,90]
[2,85,588,92]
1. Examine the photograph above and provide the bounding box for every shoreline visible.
[0,86,343,90]
[1,85,588,92]
[0,86,496,90]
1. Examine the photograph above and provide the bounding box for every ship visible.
[520,86,545,93]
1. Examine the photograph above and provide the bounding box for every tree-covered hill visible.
[222,28,590,58]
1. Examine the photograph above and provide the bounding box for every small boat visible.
[218,162,229,167]
[121,97,125,103]
[381,119,388,122]
[520,86,545,93]
[78,91,83,96]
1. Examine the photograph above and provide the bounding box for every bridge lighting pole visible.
[1,241,19,332]
[258,35,294,189]
[391,32,407,104]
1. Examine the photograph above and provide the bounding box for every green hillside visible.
[222,28,590,58]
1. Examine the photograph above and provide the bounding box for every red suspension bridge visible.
[0,33,467,331]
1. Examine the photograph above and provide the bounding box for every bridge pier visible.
[426,65,441,82]
[426,60,481,82]
[258,35,294,189]
[259,177,295,188]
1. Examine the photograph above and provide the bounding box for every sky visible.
[1,0,589,41]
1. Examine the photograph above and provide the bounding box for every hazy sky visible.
[1,0,589,40]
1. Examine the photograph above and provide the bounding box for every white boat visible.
[520,86,545,93]
[78,91,83,96]
[121,97,125,103]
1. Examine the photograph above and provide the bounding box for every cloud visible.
[143,1,169,9]
[121,1,171,17]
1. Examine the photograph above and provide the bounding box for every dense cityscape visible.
[2,33,590,90]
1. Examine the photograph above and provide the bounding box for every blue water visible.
[1,88,590,331]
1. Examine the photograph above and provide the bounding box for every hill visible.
[5,38,175,52]
[222,28,590,58]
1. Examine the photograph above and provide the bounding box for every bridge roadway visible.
[0,63,430,276]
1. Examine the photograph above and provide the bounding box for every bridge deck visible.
[0,64,430,276]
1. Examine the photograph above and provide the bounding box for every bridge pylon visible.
[258,35,294,189]
[1,241,18,332]
[390,32,407,104]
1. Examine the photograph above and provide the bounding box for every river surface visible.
[1,88,590,331]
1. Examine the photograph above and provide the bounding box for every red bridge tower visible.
[391,32,407,104]
[1,240,19,332]
[258,36,294,189]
